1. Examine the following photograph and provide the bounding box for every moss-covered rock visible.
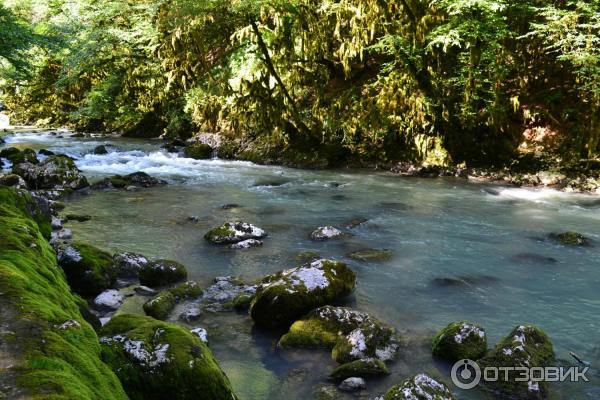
[0,187,127,399]
[184,143,213,159]
[94,172,165,190]
[384,374,455,400]
[3,147,39,165]
[309,226,343,241]
[478,325,554,399]
[58,242,118,297]
[347,248,393,262]
[330,358,389,380]
[144,281,203,320]
[204,221,267,244]
[0,173,27,188]
[113,251,150,278]
[250,260,356,329]
[431,321,487,361]
[13,155,89,190]
[548,231,590,246]
[143,291,176,320]
[138,259,187,287]
[296,251,321,263]
[279,306,399,364]
[99,314,237,400]
[232,293,254,310]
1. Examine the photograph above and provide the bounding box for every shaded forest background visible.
[0,0,599,168]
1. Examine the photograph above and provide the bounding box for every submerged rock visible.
[383,374,455,400]
[296,251,321,263]
[347,248,393,262]
[204,221,267,244]
[478,325,554,399]
[99,314,236,400]
[548,231,590,246]
[58,242,117,297]
[250,260,356,329]
[431,274,499,288]
[330,358,389,380]
[513,253,558,265]
[65,213,92,222]
[431,321,487,361]
[345,218,368,229]
[310,226,343,241]
[13,155,89,191]
[184,143,213,159]
[279,306,399,364]
[338,377,366,392]
[138,259,187,287]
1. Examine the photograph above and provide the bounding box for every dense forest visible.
[1,0,599,168]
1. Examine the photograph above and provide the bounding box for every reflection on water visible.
[2,131,600,399]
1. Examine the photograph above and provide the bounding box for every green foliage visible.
[1,0,599,165]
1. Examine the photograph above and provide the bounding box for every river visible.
[2,130,599,399]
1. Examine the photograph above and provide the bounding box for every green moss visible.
[58,242,117,297]
[250,260,356,329]
[278,306,400,364]
[109,175,128,188]
[143,282,203,320]
[295,251,321,262]
[184,143,213,159]
[347,249,393,262]
[100,314,237,400]
[384,374,455,400]
[232,293,253,311]
[330,359,389,380]
[6,148,39,166]
[138,259,187,287]
[0,187,127,399]
[548,231,590,246]
[143,291,176,320]
[204,225,235,243]
[431,321,487,362]
[478,325,554,399]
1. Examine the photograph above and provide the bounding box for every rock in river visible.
[278,305,399,364]
[113,251,149,278]
[99,314,236,400]
[478,325,554,399]
[548,231,591,246]
[94,289,125,311]
[310,226,343,241]
[204,221,267,244]
[431,321,487,361]
[138,259,188,288]
[383,374,455,400]
[58,242,117,297]
[338,377,366,392]
[250,260,356,329]
[13,155,89,191]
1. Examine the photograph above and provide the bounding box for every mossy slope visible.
[0,187,127,399]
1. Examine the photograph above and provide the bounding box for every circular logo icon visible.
[451,359,481,389]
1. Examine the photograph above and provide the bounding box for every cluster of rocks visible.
[92,171,167,191]
[431,321,555,399]
[161,138,214,160]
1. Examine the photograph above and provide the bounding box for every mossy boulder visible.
[548,231,590,246]
[143,291,176,320]
[250,260,356,329]
[204,221,267,244]
[184,143,213,159]
[330,358,389,380]
[233,293,254,310]
[478,325,554,399]
[99,314,237,400]
[13,155,89,190]
[113,251,149,278]
[94,172,165,190]
[278,306,399,364]
[4,148,39,165]
[58,242,118,297]
[310,226,343,241]
[0,173,27,188]
[143,282,203,320]
[384,374,455,400]
[93,145,108,155]
[0,187,127,399]
[347,248,393,262]
[138,259,188,287]
[432,321,487,361]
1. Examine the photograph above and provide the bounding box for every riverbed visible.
[2,131,599,399]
